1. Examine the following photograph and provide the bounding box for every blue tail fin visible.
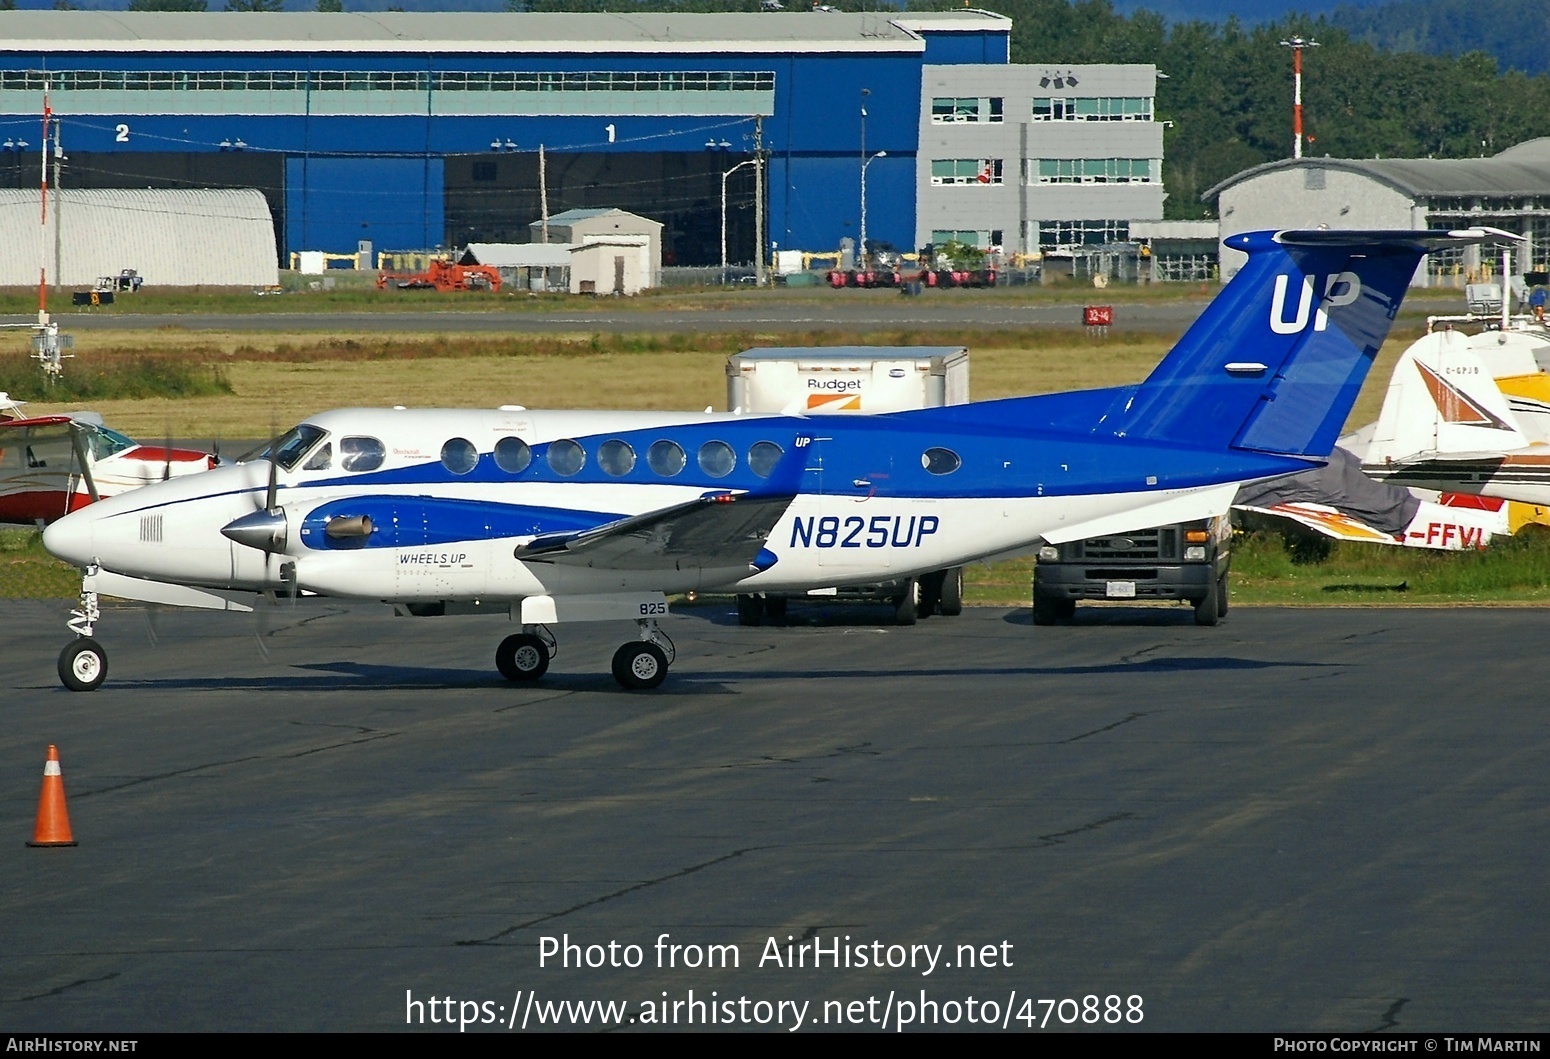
[1103,229,1506,459]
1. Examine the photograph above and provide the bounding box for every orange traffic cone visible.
[26,745,76,848]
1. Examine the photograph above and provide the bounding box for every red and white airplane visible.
[0,393,217,525]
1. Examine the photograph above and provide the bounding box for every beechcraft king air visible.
[40,229,1506,692]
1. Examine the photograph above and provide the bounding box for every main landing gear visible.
[494,618,675,691]
[58,569,107,692]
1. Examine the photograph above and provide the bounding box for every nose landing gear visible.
[58,568,106,692]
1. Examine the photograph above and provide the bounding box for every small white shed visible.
[569,236,651,296]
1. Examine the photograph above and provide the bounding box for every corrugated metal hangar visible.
[0,188,278,286]
[0,10,1163,269]
[1207,139,1550,284]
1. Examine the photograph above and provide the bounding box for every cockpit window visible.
[340,436,385,472]
[267,425,328,471]
[303,442,333,471]
[86,426,136,461]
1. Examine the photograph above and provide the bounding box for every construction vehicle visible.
[376,260,502,293]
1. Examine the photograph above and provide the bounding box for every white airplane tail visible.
[1367,330,1530,463]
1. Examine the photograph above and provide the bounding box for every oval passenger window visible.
[493,436,531,474]
[747,441,783,478]
[340,436,385,473]
[440,437,478,475]
[597,439,636,477]
[922,447,961,475]
[546,438,585,476]
[698,440,735,478]
[647,439,686,477]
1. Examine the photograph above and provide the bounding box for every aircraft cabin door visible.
[812,436,892,572]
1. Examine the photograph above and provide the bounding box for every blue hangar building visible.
[0,10,1012,267]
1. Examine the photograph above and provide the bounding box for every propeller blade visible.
[252,601,272,662]
[264,449,278,514]
[162,422,173,482]
[143,606,160,648]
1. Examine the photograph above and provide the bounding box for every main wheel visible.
[938,566,964,617]
[917,571,944,619]
[736,594,764,627]
[496,633,549,681]
[1193,577,1220,626]
[893,579,919,626]
[1216,572,1230,618]
[59,638,107,692]
[763,595,788,625]
[1035,592,1072,626]
[612,641,669,690]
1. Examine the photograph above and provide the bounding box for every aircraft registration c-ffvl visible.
[41,228,1513,692]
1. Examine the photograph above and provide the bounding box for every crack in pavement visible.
[11,971,120,1003]
[1035,812,1132,847]
[1056,712,1149,744]
[456,847,769,946]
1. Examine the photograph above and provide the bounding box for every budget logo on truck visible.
[805,377,866,412]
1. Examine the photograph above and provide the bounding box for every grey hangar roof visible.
[1205,139,1550,203]
[0,11,1011,55]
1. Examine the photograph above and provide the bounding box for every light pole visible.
[1279,35,1319,159]
[858,87,869,268]
[721,158,757,284]
[859,150,887,272]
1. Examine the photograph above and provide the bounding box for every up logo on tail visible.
[1269,272,1363,334]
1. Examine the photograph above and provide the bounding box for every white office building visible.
[915,62,1164,257]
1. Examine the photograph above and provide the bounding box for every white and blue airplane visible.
[41,229,1500,692]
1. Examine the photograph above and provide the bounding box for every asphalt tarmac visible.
[0,601,1545,1033]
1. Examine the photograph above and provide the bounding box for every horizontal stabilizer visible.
[1040,482,1239,546]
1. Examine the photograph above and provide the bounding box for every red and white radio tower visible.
[1279,35,1320,160]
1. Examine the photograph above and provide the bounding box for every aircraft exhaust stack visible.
[324,515,373,540]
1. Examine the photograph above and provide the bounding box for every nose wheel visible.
[58,638,107,693]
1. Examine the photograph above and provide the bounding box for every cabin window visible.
[340,435,385,473]
[303,442,333,471]
[597,439,636,477]
[493,436,531,474]
[647,439,686,477]
[547,438,585,476]
[441,437,478,475]
[922,447,961,475]
[698,440,735,478]
[747,441,783,478]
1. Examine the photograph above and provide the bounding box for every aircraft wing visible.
[514,489,793,571]
[1236,501,1404,544]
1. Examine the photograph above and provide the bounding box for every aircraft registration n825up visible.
[42,229,1507,691]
